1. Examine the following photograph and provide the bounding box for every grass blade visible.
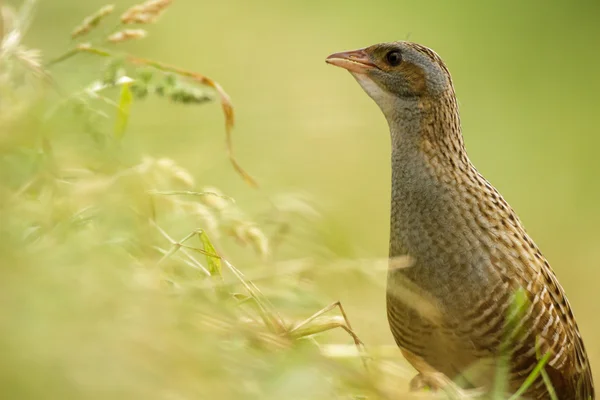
[508,350,551,400]
[198,230,222,279]
[114,79,133,139]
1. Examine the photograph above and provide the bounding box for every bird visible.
[325,42,594,399]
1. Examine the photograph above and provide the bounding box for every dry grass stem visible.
[125,56,257,186]
[46,43,257,187]
[289,301,368,370]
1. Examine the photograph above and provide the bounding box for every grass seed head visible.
[107,29,147,43]
[71,5,115,39]
[121,0,174,24]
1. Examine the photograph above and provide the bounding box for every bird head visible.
[326,42,454,116]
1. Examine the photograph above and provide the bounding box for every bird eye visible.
[385,51,402,66]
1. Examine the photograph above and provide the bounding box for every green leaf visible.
[114,80,133,139]
[199,230,222,279]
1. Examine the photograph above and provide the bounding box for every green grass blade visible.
[493,288,529,399]
[508,351,551,400]
[198,230,222,279]
[114,80,133,139]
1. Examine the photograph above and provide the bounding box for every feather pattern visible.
[380,42,593,399]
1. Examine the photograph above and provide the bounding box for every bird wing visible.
[489,212,594,399]
[471,171,594,398]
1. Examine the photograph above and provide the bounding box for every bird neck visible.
[388,90,465,159]
[386,90,471,258]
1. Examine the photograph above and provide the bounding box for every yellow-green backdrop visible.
[12,0,600,395]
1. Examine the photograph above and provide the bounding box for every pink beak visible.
[325,48,377,74]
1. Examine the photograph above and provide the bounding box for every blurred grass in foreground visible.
[1,1,598,399]
[0,2,412,399]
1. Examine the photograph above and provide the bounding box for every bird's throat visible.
[386,92,467,259]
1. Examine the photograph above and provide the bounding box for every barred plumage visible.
[327,41,594,399]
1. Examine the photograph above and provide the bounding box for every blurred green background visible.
[4,0,600,397]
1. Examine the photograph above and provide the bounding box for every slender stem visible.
[46,48,80,67]
[46,44,112,67]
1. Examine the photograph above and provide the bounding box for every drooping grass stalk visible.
[45,0,258,188]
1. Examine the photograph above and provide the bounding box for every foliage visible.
[0,1,563,399]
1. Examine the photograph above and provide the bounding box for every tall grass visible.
[0,2,379,399]
[0,2,560,399]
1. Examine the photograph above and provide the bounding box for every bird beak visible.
[326,48,377,74]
